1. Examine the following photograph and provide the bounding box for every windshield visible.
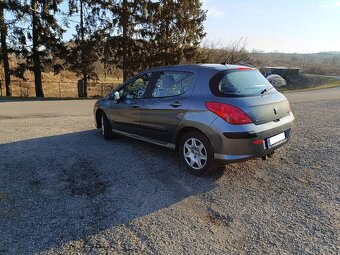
[217,70,274,96]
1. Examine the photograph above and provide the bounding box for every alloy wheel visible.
[183,138,207,170]
[101,116,105,135]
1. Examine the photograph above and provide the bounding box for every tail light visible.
[205,102,253,125]
[288,101,293,113]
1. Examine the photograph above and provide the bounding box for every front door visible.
[107,72,153,134]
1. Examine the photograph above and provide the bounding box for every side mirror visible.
[114,91,120,101]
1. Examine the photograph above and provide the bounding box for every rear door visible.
[107,72,154,134]
[137,69,197,142]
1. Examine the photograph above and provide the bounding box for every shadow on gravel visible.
[0,130,221,254]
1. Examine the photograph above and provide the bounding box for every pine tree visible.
[101,0,206,81]
[148,0,206,66]
[15,0,65,97]
[101,0,142,82]
[66,0,106,97]
[0,0,22,96]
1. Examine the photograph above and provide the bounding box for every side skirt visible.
[111,128,176,150]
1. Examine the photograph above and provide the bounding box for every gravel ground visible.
[0,88,339,254]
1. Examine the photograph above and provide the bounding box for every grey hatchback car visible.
[94,64,295,176]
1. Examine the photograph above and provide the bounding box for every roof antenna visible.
[220,37,244,66]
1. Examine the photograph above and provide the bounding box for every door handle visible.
[132,104,140,108]
[170,101,182,108]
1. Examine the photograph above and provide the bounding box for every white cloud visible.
[321,0,340,8]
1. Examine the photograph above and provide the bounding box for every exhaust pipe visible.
[262,151,275,160]
[268,151,275,158]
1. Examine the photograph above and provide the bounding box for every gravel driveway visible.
[0,88,339,254]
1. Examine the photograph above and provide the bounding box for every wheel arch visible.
[175,126,209,151]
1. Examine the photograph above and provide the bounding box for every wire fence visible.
[0,80,120,98]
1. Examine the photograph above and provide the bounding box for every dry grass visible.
[0,70,121,98]
[281,81,340,93]
[279,74,340,92]
[2,62,339,98]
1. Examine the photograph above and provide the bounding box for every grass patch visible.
[281,81,340,92]
[280,74,340,92]
[0,192,10,201]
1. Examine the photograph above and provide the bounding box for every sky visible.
[61,0,340,54]
[201,0,340,53]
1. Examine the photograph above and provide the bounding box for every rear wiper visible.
[261,86,274,95]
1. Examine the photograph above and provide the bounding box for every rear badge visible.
[274,107,278,114]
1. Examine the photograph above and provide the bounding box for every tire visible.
[179,131,216,176]
[101,112,114,140]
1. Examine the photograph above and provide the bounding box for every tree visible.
[99,0,142,82]
[0,2,10,96]
[195,38,250,65]
[102,0,207,81]
[148,0,206,66]
[31,0,65,97]
[13,0,65,97]
[66,0,106,97]
[0,0,22,96]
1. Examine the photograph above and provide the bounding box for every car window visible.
[119,73,152,99]
[216,70,274,96]
[152,71,194,98]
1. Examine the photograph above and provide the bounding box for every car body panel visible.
[94,64,295,163]
[137,67,199,141]
[106,98,142,134]
[138,94,191,142]
[207,112,294,160]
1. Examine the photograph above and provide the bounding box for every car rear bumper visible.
[206,112,295,162]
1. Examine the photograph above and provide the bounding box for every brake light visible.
[288,101,293,113]
[252,139,264,145]
[205,102,253,125]
[237,67,252,71]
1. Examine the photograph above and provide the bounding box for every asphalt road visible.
[0,87,339,254]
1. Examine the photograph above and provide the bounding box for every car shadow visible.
[0,129,222,254]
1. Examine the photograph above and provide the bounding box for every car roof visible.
[146,63,253,72]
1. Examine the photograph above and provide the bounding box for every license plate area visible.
[266,132,286,148]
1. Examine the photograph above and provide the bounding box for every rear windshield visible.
[211,70,274,97]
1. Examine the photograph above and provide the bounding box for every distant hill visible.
[249,52,340,75]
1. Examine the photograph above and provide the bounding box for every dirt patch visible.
[0,192,15,218]
[0,192,10,201]
[63,159,110,198]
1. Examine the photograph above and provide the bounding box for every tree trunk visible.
[122,0,128,82]
[0,2,11,96]
[164,20,170,66]
[31,0,44,97]
[80,0,87,97]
